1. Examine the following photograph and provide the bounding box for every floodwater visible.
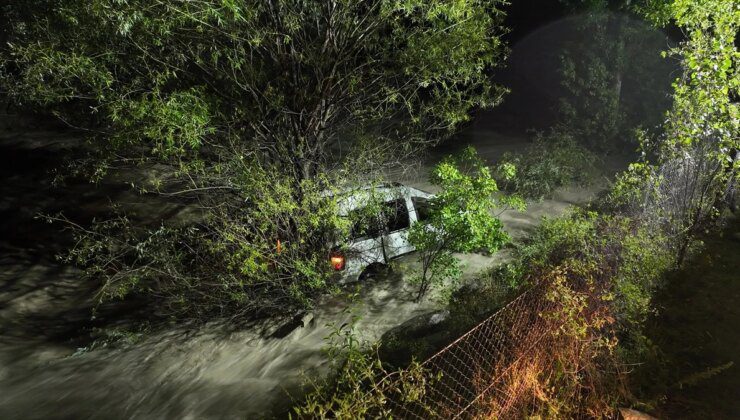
[640,218,740,419]
[0,116,611,419]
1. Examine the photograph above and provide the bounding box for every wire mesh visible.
[376,280,566,419]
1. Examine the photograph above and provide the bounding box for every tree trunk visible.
[611,13,625,140]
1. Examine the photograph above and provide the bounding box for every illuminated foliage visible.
[408,147,511,300]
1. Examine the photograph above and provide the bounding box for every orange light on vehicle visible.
[330,254,345,271]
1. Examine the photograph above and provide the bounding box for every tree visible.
[0,1,511,320]
[649,0,738,263]
[1,0,508,183]
[612,0,739,265]
[408,147,514,301]
[556,0,675,151]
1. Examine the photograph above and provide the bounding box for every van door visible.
[381,198,414,259]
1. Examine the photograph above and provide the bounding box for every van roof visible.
[325,182,433,215]
[321,182,404,198]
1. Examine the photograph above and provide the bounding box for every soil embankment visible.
[641,218,740,419]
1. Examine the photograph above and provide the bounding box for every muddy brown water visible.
[0,117,616,418]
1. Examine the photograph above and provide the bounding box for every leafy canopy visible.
[2,0,509,178]
[0,1,511,319]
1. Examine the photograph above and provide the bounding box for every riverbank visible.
[637,217,740,419]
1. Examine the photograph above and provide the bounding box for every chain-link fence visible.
[376,280,571,419]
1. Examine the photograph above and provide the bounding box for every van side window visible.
[348,207,382,240]
[348,199,409,240]
[412,197,431,222]
[383,199,410,232]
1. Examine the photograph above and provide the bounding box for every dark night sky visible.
[505,0,568,43]
[473,0,570,132]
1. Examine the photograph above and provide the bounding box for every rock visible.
[264,312,315,339]
[268,313,305,339]
[300,312,315,328]
[379,310,453,368]
[429,311,448,326]
[618,408,658,420]
[392,310,450,335]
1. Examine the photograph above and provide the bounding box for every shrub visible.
[517,263,622,418]
[494,130,598,200]
[508,211,673,348]
[408,146,512,301]
[293,315,436,419]
[608,139,733,266]
[467,213,673,417]
[49,162,355,321]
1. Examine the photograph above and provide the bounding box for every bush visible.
[517,212,673,346]
[408,146,511,301]
[494,130,598,200]
[466,213,673,417]
[607,140,733,266]
[293,315,436,419]
[50,161,356,322]
[381,209,674,377]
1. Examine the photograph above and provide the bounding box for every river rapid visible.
[0,116,612,419]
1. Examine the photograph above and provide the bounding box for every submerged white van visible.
[329,182,433,283]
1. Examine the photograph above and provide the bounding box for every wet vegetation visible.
[3,0,511,322]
